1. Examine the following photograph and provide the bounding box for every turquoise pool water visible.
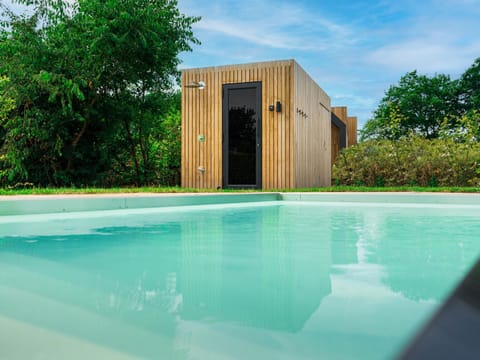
[1,198,480,359]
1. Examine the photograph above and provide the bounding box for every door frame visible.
[222,82,262,189]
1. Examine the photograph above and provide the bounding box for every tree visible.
[459,57,480,114]
[0,75,15,158]
[0,76,15,122]
[360,71,460,141]
[0,0,199,186]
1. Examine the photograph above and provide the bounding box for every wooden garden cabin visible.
[181,59,332,190]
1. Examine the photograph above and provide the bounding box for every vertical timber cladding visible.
[293,62,331,187]
[181,60,295,189]
[332,107,358,147]
[331,123,341,166]
[346,116,358,146]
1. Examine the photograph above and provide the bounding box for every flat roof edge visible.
[181,59,296,73]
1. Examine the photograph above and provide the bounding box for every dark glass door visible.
[222,82,262,189]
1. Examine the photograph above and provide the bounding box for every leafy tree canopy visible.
[0,76,15,121]
[0,0,199,186]
[361,58,480,142]
[459,57,480,113]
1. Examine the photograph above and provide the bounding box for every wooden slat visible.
[289,64,295,187]
[266,66,274,188]
[271,66,278,189]
[279,65,285,188]
[214,70,220,188]
[181,72,186,187]
[199,71,205,189]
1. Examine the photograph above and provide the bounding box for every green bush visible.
[333,137,480,187]
[97,107,181,187]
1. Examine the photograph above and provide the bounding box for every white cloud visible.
[367,40,480,74]
[183,0,355,52]
[365,9,480,76]
[195,19,320,51]
[362,0,480,75]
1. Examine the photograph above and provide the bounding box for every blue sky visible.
[3,0,480,128]
[178,0,480,128]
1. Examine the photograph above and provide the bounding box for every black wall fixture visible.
[276,101,282,113]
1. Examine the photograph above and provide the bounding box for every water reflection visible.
[0,204,332,359]
[322,205,480,302]
[330,212,361,265]
[363,208,480,302]
[179,205,331,331]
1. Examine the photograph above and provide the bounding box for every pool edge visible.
[0,193,281,215]
[1,192,480,215]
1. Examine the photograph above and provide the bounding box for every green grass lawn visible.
[1,185,479,196]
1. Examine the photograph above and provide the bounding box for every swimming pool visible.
[1,193,479,359]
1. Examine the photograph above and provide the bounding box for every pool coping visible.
[1,192,480,216]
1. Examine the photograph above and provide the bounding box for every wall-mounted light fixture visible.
[185,81,205,90]
[276,101,282,113]
[269,102,282,112]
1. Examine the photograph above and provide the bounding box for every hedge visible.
[332,137,480,187]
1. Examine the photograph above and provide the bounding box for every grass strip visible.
[1,186,479,196]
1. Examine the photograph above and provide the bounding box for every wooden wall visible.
[331,123,341,166]
[346,116,358,146]
[293,63,331,187]
[332,107,347,124]
[332,107,358,147]
[181,60,294,189]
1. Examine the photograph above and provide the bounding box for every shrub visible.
[332,136,480,187]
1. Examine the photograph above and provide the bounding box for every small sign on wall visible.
[198,134,205,142]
